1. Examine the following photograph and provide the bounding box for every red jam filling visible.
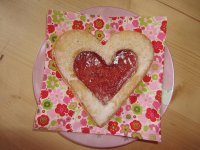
[73,49,138,105]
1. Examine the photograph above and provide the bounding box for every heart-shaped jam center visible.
[73,49,138,105]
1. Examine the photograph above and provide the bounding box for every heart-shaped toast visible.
[54,30,153,127]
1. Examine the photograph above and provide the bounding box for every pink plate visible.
[33,7,174,148]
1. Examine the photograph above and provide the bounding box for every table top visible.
[0,0,200,150]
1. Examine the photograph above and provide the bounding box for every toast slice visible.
[54,30,153,127]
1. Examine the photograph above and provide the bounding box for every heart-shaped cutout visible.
[54,30,153,127]
[74,50,138,105]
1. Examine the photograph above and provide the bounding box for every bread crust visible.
[53,30,154,127]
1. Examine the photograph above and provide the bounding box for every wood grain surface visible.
[0,0,200,150]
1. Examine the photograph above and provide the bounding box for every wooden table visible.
[0,0,200,149]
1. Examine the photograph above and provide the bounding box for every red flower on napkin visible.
[48,25,55,33]
[72,20,84,30]
[94,18,104,29]
[108,121,120,135]
[41,90,49,99]
[66,88,74,98]
[82,127,90,133]
[65,124,73,132]
[55,104,68,116]
[134,28,142,33]
[129,95,137,104]
[160,21,167,33]
[37,115,49,126]
[155,90,162,102]
[47,50,53,59]
[152,41,163,53]
[145,108,159,122]
[130,120,142,131]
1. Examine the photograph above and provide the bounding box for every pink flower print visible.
[47,16,52,24]
[66,117,71,123]
[161,52,165,60]
[154,16,165,21]
[48,109,57,118]
[60,80,66,86]
[66,12,76,20]
[56,23,68,36]
[153,101,161,109]
[132,20,139,27]
[110,22,119,30]
[57,118,66,126]
[125,105,131,111]
[49,89,64,103]
[103,30,111,39]
[63,96,72,104]
[43,74,47,81]
[73,121,82,130]
[154,55,162,63]
[125,23,133,30]
[159,73,163,83]
[149,81,160,91]
[44,68,51,75]
[80,119,87,126]
[138,93,153,108]
[41,82,46,89]
[149,124,160,133]
[137,114,148,124]
[157,32,165,41]
[143,25,158,40]
[81,110,88,117]
[118,20,123,25]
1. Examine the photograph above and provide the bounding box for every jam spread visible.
[73,49,138,105]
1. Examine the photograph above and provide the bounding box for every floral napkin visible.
[34,9,167,142]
